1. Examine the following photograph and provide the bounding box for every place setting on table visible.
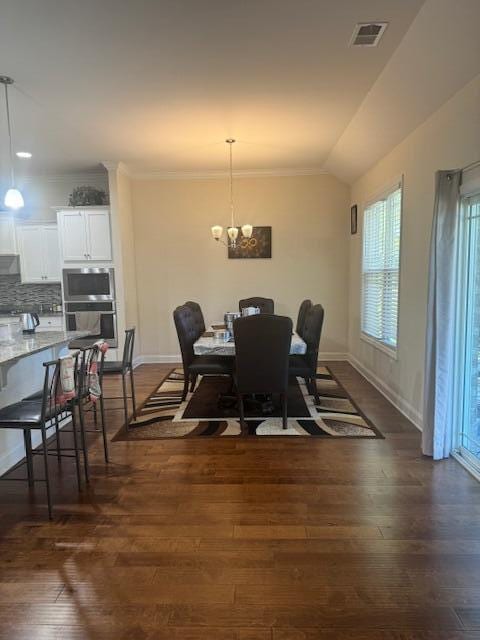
[113,297,382,441]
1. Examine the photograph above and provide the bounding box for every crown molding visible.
[127,166,329,181]
[102,161,133,178]
[20,172,108,184]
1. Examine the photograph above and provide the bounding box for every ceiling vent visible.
[350,22,388,47]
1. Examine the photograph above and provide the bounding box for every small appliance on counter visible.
[19,313,40,334]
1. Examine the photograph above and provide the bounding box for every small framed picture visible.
[350,205,358,235]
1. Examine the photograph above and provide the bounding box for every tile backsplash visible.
[0,275,62,310]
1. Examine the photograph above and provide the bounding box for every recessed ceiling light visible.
[16,151,32,158]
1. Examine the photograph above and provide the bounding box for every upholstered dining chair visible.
[239,297,274,314]
[174,305,234,401]
[296,299,312,338]
[233,314,292,430]
[185,301,206,334]
[289,304,324,403]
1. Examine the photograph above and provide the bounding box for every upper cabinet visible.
[17,224,61,283]
[58,209,112,262]
[0,216,17,254]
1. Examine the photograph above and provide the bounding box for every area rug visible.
[112,366,383,440]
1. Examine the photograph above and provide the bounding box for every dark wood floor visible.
[0,361,480,639]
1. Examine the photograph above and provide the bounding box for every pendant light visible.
[1,76,24,210]
[211,139,252,248]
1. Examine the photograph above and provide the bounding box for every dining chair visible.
[239,297,274,314]
[289,304,324,403]
[233,314,292,430]
[185,301,206,334]
[174,305,234,401]
[296,299,312,338]
[0,353,84,519]
[102,328,137,430]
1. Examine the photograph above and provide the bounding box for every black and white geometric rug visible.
[113,366,383,440]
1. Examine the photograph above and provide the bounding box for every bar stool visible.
[102,328,137,429]
[76,344,109,473]
[0,353,83,519]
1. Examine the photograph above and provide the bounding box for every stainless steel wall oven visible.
[63,268,117,347]
[62,268,115,302]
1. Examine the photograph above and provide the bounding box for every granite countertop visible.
[0,330,90,366]
[0,311,64,319]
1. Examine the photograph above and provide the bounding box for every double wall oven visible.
[63,268,118,347]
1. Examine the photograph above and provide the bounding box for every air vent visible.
[350,22,388,47]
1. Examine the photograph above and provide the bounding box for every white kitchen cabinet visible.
[43,226,62,280]
[17,224,62,283]
[0,216,17,254]
[58,208,112,262]
[59,211,88,261]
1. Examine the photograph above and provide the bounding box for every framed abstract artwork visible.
[228,226,272,259]
[350,205,358,235]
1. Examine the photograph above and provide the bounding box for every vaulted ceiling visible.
[0,0,478,182]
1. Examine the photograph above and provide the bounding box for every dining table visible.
[193,323,307,356]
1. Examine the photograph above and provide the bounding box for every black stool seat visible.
[0,400,43,426]
[0,399,61,426]
[102,360,125,374]
[189,355,233,375]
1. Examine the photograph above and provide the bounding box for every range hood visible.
[0,254,20,275]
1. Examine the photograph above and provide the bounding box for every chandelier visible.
[211,139,252,248]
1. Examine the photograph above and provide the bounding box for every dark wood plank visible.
[0,361,477,639]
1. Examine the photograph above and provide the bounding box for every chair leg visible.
[282,393,288,430]
[181,372,189,402]
[121,373,129,429]
[23,429,34,487]
[129,367,137,419]
[41,426,53,520]
[311,377,320,404]
[70,407,82,491]
[99,397,109,463]
[77,401,90,484]
[238,394,246,431]
[190,374,198,393]
[55,415,61,462]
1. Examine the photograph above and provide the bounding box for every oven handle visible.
[65,311,116,315]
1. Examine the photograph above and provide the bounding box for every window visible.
[361,183,402,354]
[456,193,480,471]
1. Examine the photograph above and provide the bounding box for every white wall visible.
[348,74,480,427]
[131,173,350,359]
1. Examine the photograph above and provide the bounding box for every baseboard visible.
[134,355,181,366]
[319,352,349,361]
[347,354,423,431]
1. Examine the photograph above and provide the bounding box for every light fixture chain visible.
[4,82,15,186]
[229,140,234,229]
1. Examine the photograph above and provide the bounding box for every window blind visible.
[361,186,402,351]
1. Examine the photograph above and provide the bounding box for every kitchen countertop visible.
[0,312,64,319]
[0,330,90,365]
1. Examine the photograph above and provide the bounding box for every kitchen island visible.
[0,329,89,475]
